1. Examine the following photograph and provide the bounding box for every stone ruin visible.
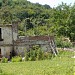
[0,22,58,59]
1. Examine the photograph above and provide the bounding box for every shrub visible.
[43,52,54,59]
[11,56,22,62]
[24,45,54,61]
[25,48,37,61]
[36,48,43,60]
[25,52,29,61]
[29,49,36,61]
[1,57,8,63]
[63,41,72,48]
[55,37,63,47]
[55,36,72,48]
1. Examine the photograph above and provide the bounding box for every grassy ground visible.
[0,50,74,75]
[74,50,75,75]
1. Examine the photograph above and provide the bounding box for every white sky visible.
[27,0,75,7]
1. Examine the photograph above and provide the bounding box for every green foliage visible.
[0,0,75,41]
[43,52,54,59]
[63,41,72,48]
[24,45,54,61]
[0,68,8,75]
[1,57,8,63]
[11,56,22,62]
[36,48,43,60]
[58,49,74,57]
[0,0,2,7]
[25,51,29,61]
[0,68,3,73]
[55,36,72,48]
[24,45,43,61]
[43,4,51,9]
[0,50,74,75]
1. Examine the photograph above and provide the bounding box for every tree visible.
[43,4,51,9]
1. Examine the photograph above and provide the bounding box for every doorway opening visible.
[0,28,1,39]
[0,28,3,41]
[0,48,2,58]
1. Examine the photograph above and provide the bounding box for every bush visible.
[25,52,29,61]
[24,45,54,61]
[28,49,36,61]
[63,41,72,48]
[24,45,44,61]
[43,52,54,59]
[11,56,22,62]
[36,48,43,60]
[55,37,63,47]
[55,36,72,48]
[1,57,8,63]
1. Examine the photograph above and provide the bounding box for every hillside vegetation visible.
[0,0,75,42]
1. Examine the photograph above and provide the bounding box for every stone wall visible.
[2,26,13,44]
[0,23,57,58]
[0,46,12,59]
[14,36,54,56]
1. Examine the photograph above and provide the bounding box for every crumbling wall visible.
[0,46,12,59]
[2,26,12,44]
[12,21,18,41]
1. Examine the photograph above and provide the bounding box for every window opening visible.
[0,28,1,39]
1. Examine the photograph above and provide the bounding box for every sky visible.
[27,0,75,7]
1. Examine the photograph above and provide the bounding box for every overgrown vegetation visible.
[1,57,8,63]
[11,56,22,62]
[0,0,75,42]
[55,36,73,48]
[25,45,54,61]
[8,45,54,62]
[0,1,74,74]
[0,50,74,75]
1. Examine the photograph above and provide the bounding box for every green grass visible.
[0,50,74,75]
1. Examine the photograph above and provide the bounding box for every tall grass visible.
[0,50,74,75]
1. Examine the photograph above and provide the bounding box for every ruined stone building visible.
[0,22,57,59]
